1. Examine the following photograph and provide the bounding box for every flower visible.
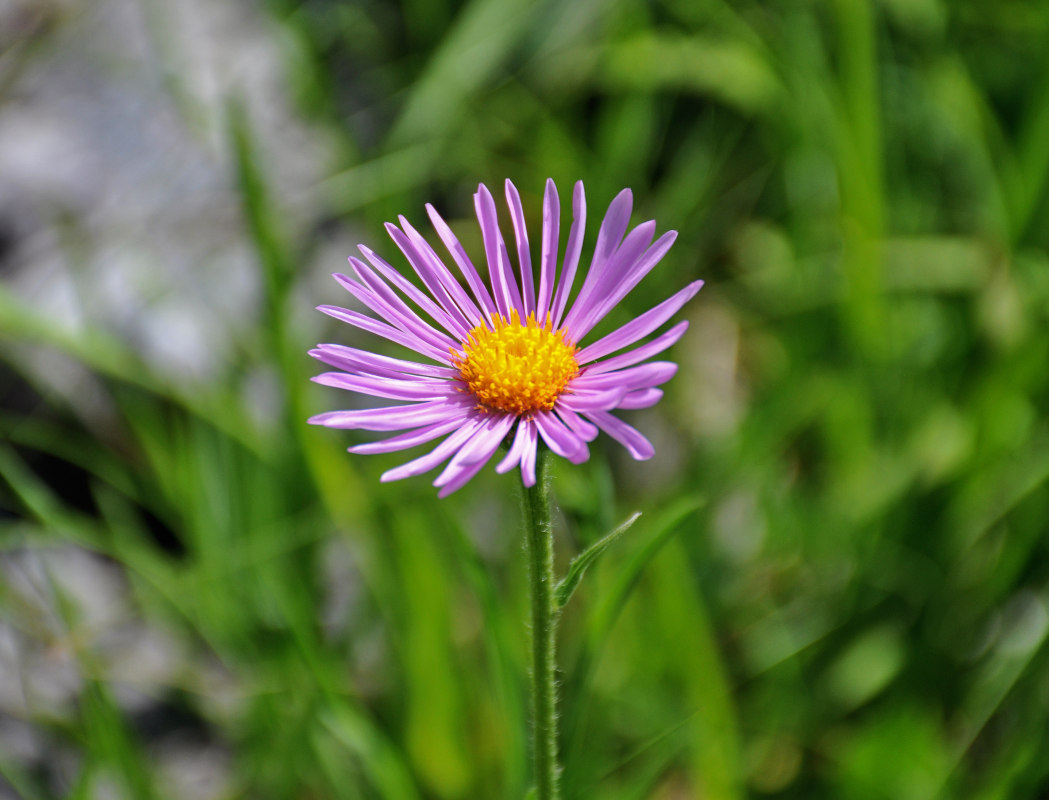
[308,179,703,496]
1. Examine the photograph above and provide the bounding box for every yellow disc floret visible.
[453,311,579,415]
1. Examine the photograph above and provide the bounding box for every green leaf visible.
[555,511,642,609]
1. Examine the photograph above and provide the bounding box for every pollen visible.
[452,310,579,415]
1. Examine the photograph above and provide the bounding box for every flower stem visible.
[522,448,560,799]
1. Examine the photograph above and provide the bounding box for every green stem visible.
[522,448,560,799]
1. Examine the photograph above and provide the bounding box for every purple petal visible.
[558,387,627,412]
[550,181,586,327]
[497,235,520,315]
[566,230,678,341]
[308,398,471,431]
[584,321,689,375]
[453,412,515,467]
[354,244,468,342]
[434,423,501,481]
[392,217,483,328]
[318,305,453,364]
[336,268,461,350]
[425,203,499,319]
[567,441,589,464]
[311,372,458,401]
[433,413,515,495]
[555,405,599,442]
[436,458,490,498]
[575,280,703,364]
[534,411,589,464]
[310,344,458,380]
[385,222,463,327]
[398,215,484,324]
[562,218,653,336]
[380,415,487,481]
[505,180,535,316]
[594,188,634,263]
[355,245,472,339]
[350,415,471,454]
[616,388,663,410]
[519,420,539,486]
[536,179,560,323]
[560,188,633,326]
[496,419,531,474]
[475,184,524,319]
[585,410,655,460]
[572,362,678,393]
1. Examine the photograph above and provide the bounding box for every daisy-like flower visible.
[308,179,703,496]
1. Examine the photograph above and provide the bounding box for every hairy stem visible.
[522,448,560,799]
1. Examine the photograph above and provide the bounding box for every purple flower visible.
[309,179,703,496]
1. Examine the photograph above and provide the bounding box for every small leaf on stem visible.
[555,511,642,608]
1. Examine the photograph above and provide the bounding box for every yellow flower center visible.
[453,311,579,415]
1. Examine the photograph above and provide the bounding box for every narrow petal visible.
[310,344,458,380]
[616,388,663,410]
[350,415,470,454]
[311,373,458,402]
[575,280,704,364]
[347,254,463,340]
[336,269,460,350]
[391,218,483,328]
[426,203,498,318]
[380,416,487,481]
[308,398,471,431]
[534,411,589,464]
[555,405,599,442]
[385,222,465,329]
[558,387,627,412]
[550,181,586,327]
[594,188,634,265]
[519,420,539,486]
[354,247,469,342]
[437,458,490,498]
[498,236,522,316]
[449,412,515,468]
[585,410,655,460]
[496,419,531,474]
[536,179,559,322]
[584,321,689,375]
[433,413,515,495]
[567,441,590,464]
[505,180,535,316]
[572,362,678,393]
[318,305,453,364]
[475,184,524,319]
[560,188,633,326]
[398,215,484,324]
[566,230,679,341]
[562,218,653,335]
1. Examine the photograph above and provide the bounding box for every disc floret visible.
[453,311,579,415]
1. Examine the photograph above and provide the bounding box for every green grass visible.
[3,0,1049,798]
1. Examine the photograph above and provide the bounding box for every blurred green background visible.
[2,0,1049,797]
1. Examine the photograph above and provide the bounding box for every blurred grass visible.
[2,0,1049,798]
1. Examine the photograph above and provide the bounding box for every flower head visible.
[308,179,703,496]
